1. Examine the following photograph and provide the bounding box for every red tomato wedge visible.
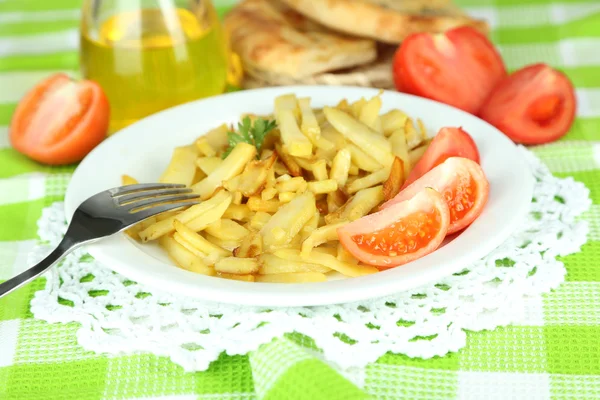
[393,26,506,114]
[10,73,109,165]
[338,188,449,268]
[382,157,489,234]
[479,63,576,145]
[402,127,479,189]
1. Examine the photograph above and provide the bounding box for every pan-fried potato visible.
[233,232,263,258]
[223,204,252,221]
[359,95,382,132]
[196,137,217,157]
[159,145,197,186]
[255,272,327,283]
[205,219,249,242]
[404,118,423,150]
[389,129,411,177]
[298,97,320,143]
[327,190,347,214]
[139,190,232,241]
[159,235,215,275]
[234,153,277,197]
[173,220,230,264]
[325,186,384,224]
[261,192,316,250]
[350,97,366,118]
[121,175,139,185]
[262,187,278,201]
[346,168,390,194]
[215,257,259,275]
[330,148,351,187]
[301,222,347,257]
[324,107,394,167]
[274,94,312,157]
[278,248,377,277]
[204,233,242,251]
[308,179,338,195]
[186,192,232,231]
[381,110,408,137]
[300,210,320,240]
[337,242,358,265]
[192,142,256,199]
[346,144,383,172]
[383,157,404,201]
[409,141,431,165]
[217,272,255,282]
[275,176,307,193]
[232,191,243,205]
[196,157,222,175]
[247,196,280,213]
[312,160,328,181]
[274,143,302,177]
[278,191,296,203]
[258,253,331,274]
[199,123,229,151]
[249,211,272,231]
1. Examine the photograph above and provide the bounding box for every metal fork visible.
[0,183,200,298]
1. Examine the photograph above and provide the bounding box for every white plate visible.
[65,86,533,307]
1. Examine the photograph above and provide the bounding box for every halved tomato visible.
[337,188,449,268]
[402,127,479,189]
[479,63,576,145]
[393,26,506,114]
[10,73,110,165]
[382,157,489,234]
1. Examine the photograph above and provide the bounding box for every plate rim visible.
[64,85,534,307]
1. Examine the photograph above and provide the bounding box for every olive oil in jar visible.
[80,7,229,133]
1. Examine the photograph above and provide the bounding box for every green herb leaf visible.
[222,117,277,159]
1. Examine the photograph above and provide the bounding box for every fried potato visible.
[359,95,382,132]
[223,204,252,221]
[308,179,338,195]
[139,190,232,241]
[159,145,197,186]
[262,187,278,201]
[200,123,229,152]
[278,191,296,203]
[409,141,431,165]
[250,211,272,231]
[121,175,139,185]
[274,94,312,157]
[381,109,408,137]
[196,157,222,175]
[275,176,307,193]
[192,142,256,199]
[312,160,328,181]
[205,219,249,242]
[247,196,281,213]
[301,222,347,257]
[195,137,217,157]
[346,143,383,172]
[389,129,412,178]
[173,220,230,264]
[279,248,377,277]
[258,253,331,274]
[346,168,389,194]
[330,148,351,187]
[337,242,358,265]
[234,153,277,197]
[186,192,232,231]
[298,97,320,143]
[215,257,259,275]
[159,235,215,276]
[325,185,384,224]
[233,232,263,258]
[274,142,303,177]
[216,272,255,282]
[255,272,327,283]
[261,192,316,250]
[383,157,404,201]
[405,118,423,150]
[350,97,367,119]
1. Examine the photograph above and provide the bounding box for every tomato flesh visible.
[338,188,450,268]
[382,157,488,234]
[479,63,576,145]
[351,209,442,257]
[402,127,479,189]
[10,73,110,165]
[393,26,506,114]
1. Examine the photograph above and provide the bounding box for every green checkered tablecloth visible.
[1,0,599,399]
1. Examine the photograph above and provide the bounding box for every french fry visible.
[173,220,230,264]
[308,179,338,195]
[173,232,207,259]
[350,97,367,118]
[326,186,384,224]
[274,143,302,177]
[139,190,232,241]
[233,232,263,258]
[205,219,249,242]
[255,272,327,283]
[404,118,423,150]
[381,109,408,137]
[159,235,216,276]
[275,176,307,193]
[298,97,320,142]
[312,159,328,181]
[121,175,138,185]
[346,168,389,194]
[235,153,277,197]
[215,257,259,275]
[417,118,428,140]
[346,144,383,172]
[200,123,229,151]
[159,145,198,186]
[186,192,232,231]
[232,191,243,205]
[301,222,347,257]
[260,192,316,250]
[155,210,179,222]
[409,141,430,165]
[216,272,255,282]
[327,190,346,214]
[389,129,412,177]
[274,161,290,176]
[204,233,242,251]
[262,187,278,201]
[250,211,272,231]
[192,142,256,199]
[320,124,347,148]
[359,95,382,132]
[348,164,359,175]
[302,250,377,277]
[330,148,351,187]
[337,242,358,265]
[223,204,252,221]
[278,191,296,203]
[195,137,216,157]
[274,95,312,157]
[324,107,394,167]
[196,157,222,175]
[383,157,404,201]
[314,136,336,152]
[258,253,331,274]
[335,99,351,113]
[300,210,320,240]
[247,196,280,213]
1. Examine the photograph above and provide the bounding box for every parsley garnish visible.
[222,117,277,159]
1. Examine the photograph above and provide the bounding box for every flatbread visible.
[223,0,377,81]
[242,44,396,90]
[280,0,489,44]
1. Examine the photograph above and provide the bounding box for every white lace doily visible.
[30,148,590,372]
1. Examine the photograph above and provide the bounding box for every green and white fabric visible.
[1,0,599,399]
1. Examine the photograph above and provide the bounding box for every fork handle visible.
[0,238,78,298]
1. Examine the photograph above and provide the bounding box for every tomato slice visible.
[403,127,479,189]
[10,73,110,165]
[338,188,449,268]
[479,63,576,145]
[393,26,506,114]
[382,157,489,234]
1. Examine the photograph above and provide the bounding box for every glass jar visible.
[80,0,233,133]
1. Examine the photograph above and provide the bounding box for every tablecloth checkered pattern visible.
[0,0,599,399]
